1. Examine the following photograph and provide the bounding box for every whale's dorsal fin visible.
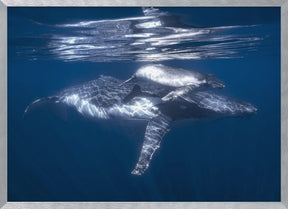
[132,114,172,175]
[123,84,142,103]
[123,84,160,104]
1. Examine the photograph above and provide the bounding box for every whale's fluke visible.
[132,114,172,175]
[23,96,58,118]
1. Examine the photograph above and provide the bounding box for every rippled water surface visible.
[11,7,265,62]
[8,7,280,201]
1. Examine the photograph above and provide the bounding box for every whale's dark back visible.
[157,91,257,121]
[56,75,172,108]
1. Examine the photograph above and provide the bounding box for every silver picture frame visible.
[0,0,287,208]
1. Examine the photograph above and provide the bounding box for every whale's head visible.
[206,74,225,89]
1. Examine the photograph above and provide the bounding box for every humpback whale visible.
[121,64,225,88]
[121,64,225,102]
[24,75,256,175]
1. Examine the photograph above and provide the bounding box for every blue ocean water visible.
[8,7,280,201]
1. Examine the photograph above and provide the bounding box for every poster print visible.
[8,7,280,201]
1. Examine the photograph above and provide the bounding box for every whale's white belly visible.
[63,94,158,120]
[63,94,109,119]
[107,97,159,119]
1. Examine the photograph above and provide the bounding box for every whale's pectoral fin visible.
[132,114,172,175]
[119,75,136,87]
[161,85,195,102]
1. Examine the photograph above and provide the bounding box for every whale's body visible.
[134,64,225,88]
[25,75,256,175]
[121,64,225,102]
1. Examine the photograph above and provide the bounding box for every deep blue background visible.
[8,7,280,201]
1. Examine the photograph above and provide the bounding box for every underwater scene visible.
[8,7,280,201]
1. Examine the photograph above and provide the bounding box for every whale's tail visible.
[23,96,59,118]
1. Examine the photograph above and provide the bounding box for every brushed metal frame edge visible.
[0,0,287,208]
[0,0,7,208]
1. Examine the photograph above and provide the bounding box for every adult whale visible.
[24,75,256,175]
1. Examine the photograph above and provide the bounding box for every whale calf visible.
[25,75,256,175]
[121,64,225,88]
[120,64,225,102]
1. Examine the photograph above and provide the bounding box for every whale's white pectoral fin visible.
[132,114,172,175]
[118,75,136,87]
[162,85,195,102]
